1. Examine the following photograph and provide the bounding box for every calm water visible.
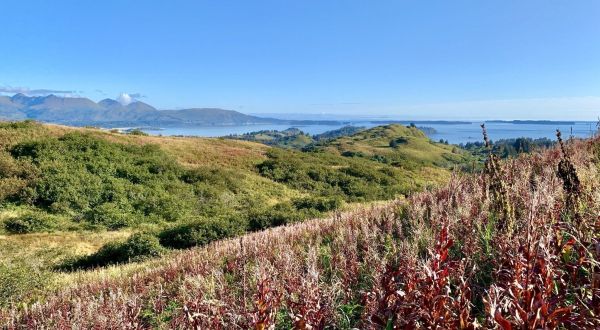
[141,121,597,145]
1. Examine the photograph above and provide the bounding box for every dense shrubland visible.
[258,148,416,201]
[0,124,344,235]
[1,123,451,235]
[0,133,597,328]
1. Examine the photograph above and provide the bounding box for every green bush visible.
[292,196,343,212]
[389,137,408,148]
[248,202,308,231]
[158,217,245,249]
[257,148,409,202]
[127,128,149,136]
[8,133,196,227]
[3,211,55,234]
[83,203,135,229]
[63,233,164,270]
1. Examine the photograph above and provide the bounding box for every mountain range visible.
[0,94,331,126]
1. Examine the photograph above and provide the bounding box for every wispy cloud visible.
[0,86,76,95]
[128,93,145,99]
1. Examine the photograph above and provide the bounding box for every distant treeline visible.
[460,137,555,158]
[226,125,367,149]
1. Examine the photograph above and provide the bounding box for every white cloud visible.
[116,93,133,105]
[115,92,146,105]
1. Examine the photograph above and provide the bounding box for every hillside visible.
[313,124,469,168]
[0,121,464,310]
[1,132,597,328]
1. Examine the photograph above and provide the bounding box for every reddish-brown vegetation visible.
[1,136,598,329]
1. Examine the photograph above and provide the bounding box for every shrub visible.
[292,196,343,213]
[248,202,306,231]
[83,203,135,229]
[3,211,55,234]
[63,233,164,270]
[389,137,408,148]
[158,218,245,249]
[8,133,196,226]
[257,149,409,202]
[127,128,148,136]
[341,151,366,158]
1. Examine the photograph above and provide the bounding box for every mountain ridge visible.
[0,94,325,126]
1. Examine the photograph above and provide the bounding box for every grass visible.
[0,121,462,304]
[0,230,131,265]
[0,120,483,324]
[1,121,269,170]
[0,121,287,289]
[0,133,597,327]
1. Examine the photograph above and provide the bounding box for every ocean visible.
[139,121,598,145]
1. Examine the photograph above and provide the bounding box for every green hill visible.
[0,120,471,307]
[2,130,597,328]
[317,124,469,168]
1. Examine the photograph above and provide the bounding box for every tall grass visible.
[0,136,598,328]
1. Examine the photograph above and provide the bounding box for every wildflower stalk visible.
[481,124,515,233]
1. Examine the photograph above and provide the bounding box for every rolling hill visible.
[315,124,467,168]
[0,121,471,313]
[1,125,597,328]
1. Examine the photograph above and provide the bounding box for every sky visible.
[0,0,599,120]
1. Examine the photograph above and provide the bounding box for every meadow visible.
[0,128,597,328]
[0,121,467,309]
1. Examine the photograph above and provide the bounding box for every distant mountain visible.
[12,94,106,122]
[0,96,26,120]
[158,108,284,125]
[0,94,335,126]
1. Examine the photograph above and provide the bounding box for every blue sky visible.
[1,0,599,120]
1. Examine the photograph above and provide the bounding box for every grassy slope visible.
[0,122,299,264]
[321,124,466,165]
[0,121,467,310]
[1,137,597,328]
[314,124,471,187]
[0,122,460,244]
